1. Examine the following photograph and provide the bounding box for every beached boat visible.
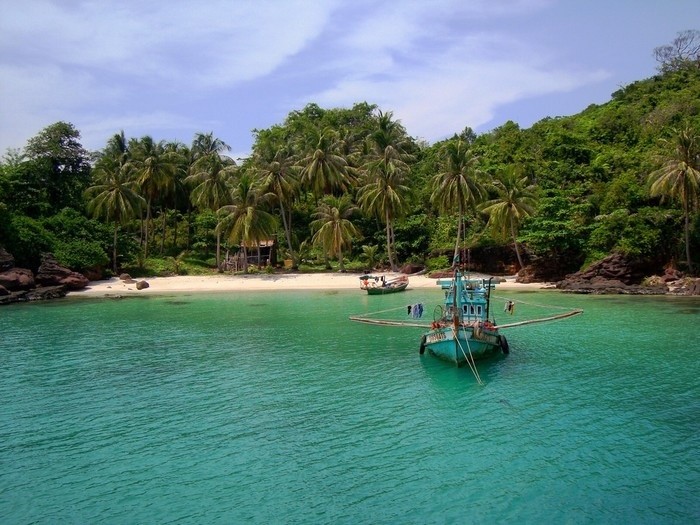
[360,274,409,295]
[419,269,508,366]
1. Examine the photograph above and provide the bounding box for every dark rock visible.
[119,273,132,281]
[35,253,89,291]
[0,285,9,296]
[0,248,14,272]
[0,267,35,291]
[661,267,683,283]
[670,277,700,296]
[400,263,425,275]
[0,285,67,305]
[26,285,68,301]
[690,279,700,296]
[136,280,149,290]
[556,253,668,295]
[82,268,103,281]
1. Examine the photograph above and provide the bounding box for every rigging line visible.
[462,329,483,385]
[452,326,483,385]
[350,304,412,319]
[495,309,583,329]
[348,316,429,328]
[492,294,574,311]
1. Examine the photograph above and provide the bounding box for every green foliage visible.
[4,61,700,278]
[429,215,458,253]
[42,208,113,272]
[5,215,56,270]
[24,121,91,212]
[426,256,450,272]
[53,239,109,272]
[519,192,592,262]
[392,213,431,262]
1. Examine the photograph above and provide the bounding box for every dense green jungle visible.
[1,40,699,282]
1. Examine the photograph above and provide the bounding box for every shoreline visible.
[71,273,553,297]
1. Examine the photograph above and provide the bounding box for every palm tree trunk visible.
[113,222,119,274]
[280,202,297,268]
[173,214,179,249]
[144,198,152,259]
[453,202,464,264]
[684,206,693,273]
[386,209,396,271]
[510,216,524,270]
[216,230,222,272]
[161,209,167,255]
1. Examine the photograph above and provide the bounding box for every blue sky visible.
[1,0,698,160]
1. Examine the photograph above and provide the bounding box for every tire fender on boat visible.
[419,335,427,355]
[499,335,509,354]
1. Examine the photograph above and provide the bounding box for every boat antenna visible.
[466,248,471,279]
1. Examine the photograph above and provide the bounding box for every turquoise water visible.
[1,288,699,524]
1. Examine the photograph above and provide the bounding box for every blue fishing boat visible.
[419,268,509,366]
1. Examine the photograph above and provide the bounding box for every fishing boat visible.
[349,259,583,382]
[359,274,409,295]
[419,268,508,366]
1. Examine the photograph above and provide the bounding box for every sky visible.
[1,0,698,160]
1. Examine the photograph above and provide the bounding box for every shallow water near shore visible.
[1,288,699,523]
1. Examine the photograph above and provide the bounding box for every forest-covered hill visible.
[1,53,699,283]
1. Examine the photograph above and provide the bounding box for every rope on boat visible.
[495,309,583,329]
[453,325,483,385]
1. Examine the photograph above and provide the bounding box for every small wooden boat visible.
[359,274,409,295]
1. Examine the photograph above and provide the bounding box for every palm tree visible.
[127,136,180,259]
[358,111,414,272]
[217,172,277,273]
[430,139,485,263]
[98,131,129,167]
[648,125,700,273]
[362,244,380,271]
[85,163,145,273]
[310,196,362,272]
[480,166,538,270]
[191,132,231,163]
[256,146,300,268]
[297,126,353,197]
[185,154,237,270]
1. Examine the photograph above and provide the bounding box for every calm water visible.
[1,287,698,524]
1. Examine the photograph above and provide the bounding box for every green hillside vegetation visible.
[1,36,699,280]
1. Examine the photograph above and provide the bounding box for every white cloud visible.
[303,5,609,142]
[1,0,655,156]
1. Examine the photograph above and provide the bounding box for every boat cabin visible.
[437,276,494,322]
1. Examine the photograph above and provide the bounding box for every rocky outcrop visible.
[136,280,149,290]
[35,253,89,291]
[0,267,35,291]
[0,250,86,305]
[556,254,699,295]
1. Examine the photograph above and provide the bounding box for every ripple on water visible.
[0,291,698,523]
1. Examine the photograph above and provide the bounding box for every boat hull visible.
[421,326,504,366]
[366,282,408,295]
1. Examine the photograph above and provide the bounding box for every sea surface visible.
[1,286,698,524]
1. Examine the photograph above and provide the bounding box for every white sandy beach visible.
[73,272,551,297]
